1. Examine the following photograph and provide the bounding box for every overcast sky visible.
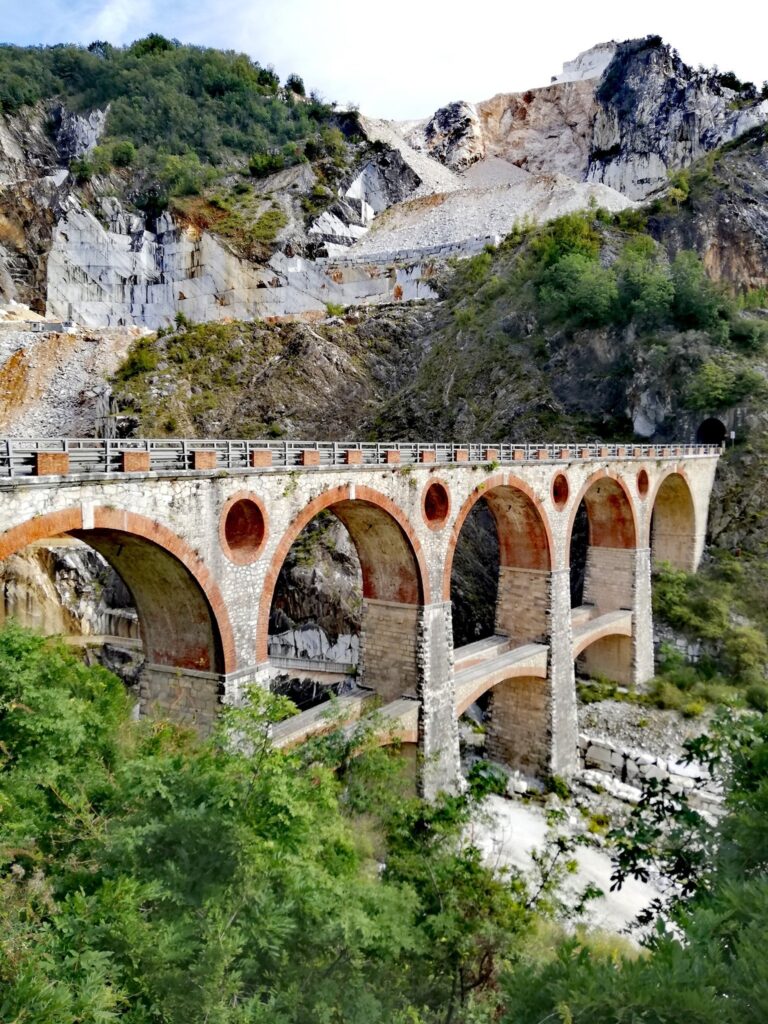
[3,0,766,120]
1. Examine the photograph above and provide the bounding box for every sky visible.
[2,0,767,120]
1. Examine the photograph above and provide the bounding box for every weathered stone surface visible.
[54,105,108,162]
[421,102,485,171]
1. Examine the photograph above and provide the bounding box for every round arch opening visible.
[422,480,451,530]
[262,486,427,711]
[650,472,697,572]
[696,417,727,445]
[221,495,267,564]
[446,480,552,651]
[568,475,637,612]
[0,506,234,729]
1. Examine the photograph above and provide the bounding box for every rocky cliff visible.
[2,36,765,333]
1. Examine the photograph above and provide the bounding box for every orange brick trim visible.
[564,469,639,565]
[344,450,363,465]
[256,484,430,662]
[35,452,69,475]
[455,449,469,462]
[300,450,320,466]
[442,473,554,600]
[0,505,236,673]
[120,451,150,473]
[250,449,273,467]
[419,450,436,463]
[384,450,400,464]
[0,507,83,560]
[219,491,269,565]
[193,450,218,471]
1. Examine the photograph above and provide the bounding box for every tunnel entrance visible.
[696,417,727,445]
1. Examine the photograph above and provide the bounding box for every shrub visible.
[615,236,674,329]
[746,683,768,711]
[110,139,135,167]
[538,252,618,327]
[285,73,305,96]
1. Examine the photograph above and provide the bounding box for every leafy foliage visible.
[0,622,591,1023]
[500,711,768,1023]
[0,39,342,205]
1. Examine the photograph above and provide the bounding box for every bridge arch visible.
[566,470,638,561]
[443,474,553,599]
[567,471,639,687]
[257,485,429,699]
[443,474,553,651]
[648,470,697,571]
[0,505,237,729]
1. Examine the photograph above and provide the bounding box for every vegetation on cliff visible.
[0,37,352,210]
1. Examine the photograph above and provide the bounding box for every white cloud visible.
[4,0,766,119]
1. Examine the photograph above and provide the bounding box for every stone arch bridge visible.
[0,438,719,796]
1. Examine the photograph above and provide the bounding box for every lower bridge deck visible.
[270,607,633,750]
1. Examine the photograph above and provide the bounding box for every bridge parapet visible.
[0,437,720,479]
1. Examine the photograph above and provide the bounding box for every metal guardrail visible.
[0,438,722,479]
[268,655,357,675]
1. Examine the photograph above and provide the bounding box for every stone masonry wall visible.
[583,545,634,610]
[495,566,549,644]
[487,676,550,776]
[360,598,420,702]
[140,664,222,735]
[417,601,460,798]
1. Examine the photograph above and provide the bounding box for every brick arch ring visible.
[0,505,237,672]
[565,468,640,565]
[256,483,431,663]
[442,472,555,600]
[644,465,694,548]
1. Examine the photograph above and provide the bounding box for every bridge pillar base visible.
[631,547,654,688]
[417,601,461,799]
[138,663,224,735]
[138,663,271,734]
[546,568,579,778]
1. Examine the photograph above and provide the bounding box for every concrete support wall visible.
[583,546,635,611]
[417,601,460,798]
[495,566,549,644]
[487,676,549,775]
[360,598,420,702]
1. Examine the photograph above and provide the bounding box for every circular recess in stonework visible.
[552,473,569,510]
[220,494,267,564]
[422,480,451,530]
[637,469,649,498]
